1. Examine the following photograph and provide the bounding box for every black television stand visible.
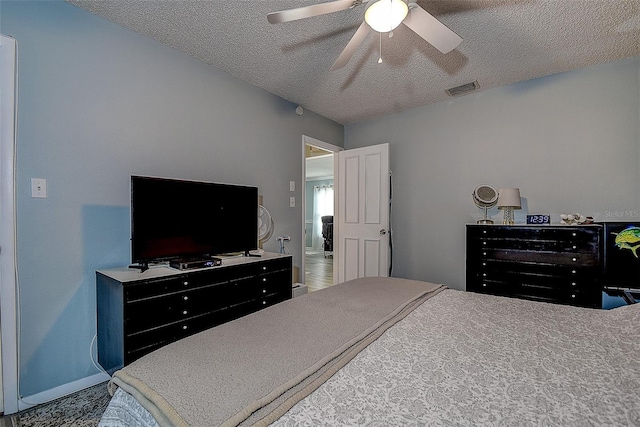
[97,252,292,373]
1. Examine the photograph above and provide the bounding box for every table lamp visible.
[497,188,521,225]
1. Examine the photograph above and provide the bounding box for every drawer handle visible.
[572,232,577,237]
[572,258,577,262]
[571,282,577,287]
[483,230,487,234]
[482,242,487,245]
[263,278,267,282]
[263,266,267,271]
[183,310,188,315]
[571,294,576,298]
[571,270,577,274]
[262,289,267,293]
[572,245,577,249]
[482,283,487,287]
[183,296,189,301]
[483,252,487,256]
[262,301,267,305]
[182,325,188,330]
[482,273,487,277]
[482,262,486,266]
[183,281,189,286]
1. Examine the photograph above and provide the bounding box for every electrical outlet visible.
[289,181,295,192]
[289,196,295,208]
[31,178,47,198]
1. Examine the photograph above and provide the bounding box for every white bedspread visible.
[100,289,640,426]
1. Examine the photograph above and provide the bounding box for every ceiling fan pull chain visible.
[378,32,383,63]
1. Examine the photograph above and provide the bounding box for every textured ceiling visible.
[67,0,640,125]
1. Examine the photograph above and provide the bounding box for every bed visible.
[98,277,640,426]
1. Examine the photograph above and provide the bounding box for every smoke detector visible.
[445,81,480,97]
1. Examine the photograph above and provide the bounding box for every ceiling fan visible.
[267,0,463,70]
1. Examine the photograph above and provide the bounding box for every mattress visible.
[99,280,640,426]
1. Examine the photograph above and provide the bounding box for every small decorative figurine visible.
[560,213,593,225]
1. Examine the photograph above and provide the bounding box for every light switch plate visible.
[31,178,47,198]
[289,181,295,192]
[289,196,295,208]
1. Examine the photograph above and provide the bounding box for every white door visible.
[336,143,390,283]
[0,34,18,415]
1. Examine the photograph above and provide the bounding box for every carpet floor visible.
[2,382,111,427]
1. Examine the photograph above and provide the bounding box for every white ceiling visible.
[306,154,335,180]
[67,0,640,125]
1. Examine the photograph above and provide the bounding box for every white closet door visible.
[1,34,18,415]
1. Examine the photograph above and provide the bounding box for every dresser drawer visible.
[468,225,599,242]
[255,290,289,310]
[221,268,291,300]
[471,280,600,307]
[125,276,192,302]
[224,257,291,279]
[256,257,291,274]
[474,248,598,267]
[470,238,598,255]
[125,272,229,303]
[470,260,598,288]
[255,269,291,295]
[468,227,599,254]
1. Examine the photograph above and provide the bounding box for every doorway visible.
[301,136,341,292]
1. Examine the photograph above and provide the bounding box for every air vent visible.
[445,80,479,97]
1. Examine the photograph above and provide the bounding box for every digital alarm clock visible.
[526,214,551,225]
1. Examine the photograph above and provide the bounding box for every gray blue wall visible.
[1,1,343,398]
[346,56,640,290]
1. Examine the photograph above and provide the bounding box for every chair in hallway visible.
[321,215,333,258]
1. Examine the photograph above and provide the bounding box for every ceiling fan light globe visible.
[365,0,408,33]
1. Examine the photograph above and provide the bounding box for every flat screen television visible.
[131,175,258,265]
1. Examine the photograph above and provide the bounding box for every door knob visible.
[380,229,387,235]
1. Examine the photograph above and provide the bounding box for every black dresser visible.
[97,253,292,373]
[466,225,602,308]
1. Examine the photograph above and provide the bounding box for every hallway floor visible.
[304,249,333,293]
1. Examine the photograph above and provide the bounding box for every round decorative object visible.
[473,185,498,224]
[473,185,498,207]
[258,205,274,245]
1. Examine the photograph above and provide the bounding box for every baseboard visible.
[17,372,110,412]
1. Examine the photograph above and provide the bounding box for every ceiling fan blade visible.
[402,5,462,54]
[267,0,357,24]
[331,21,371,70]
